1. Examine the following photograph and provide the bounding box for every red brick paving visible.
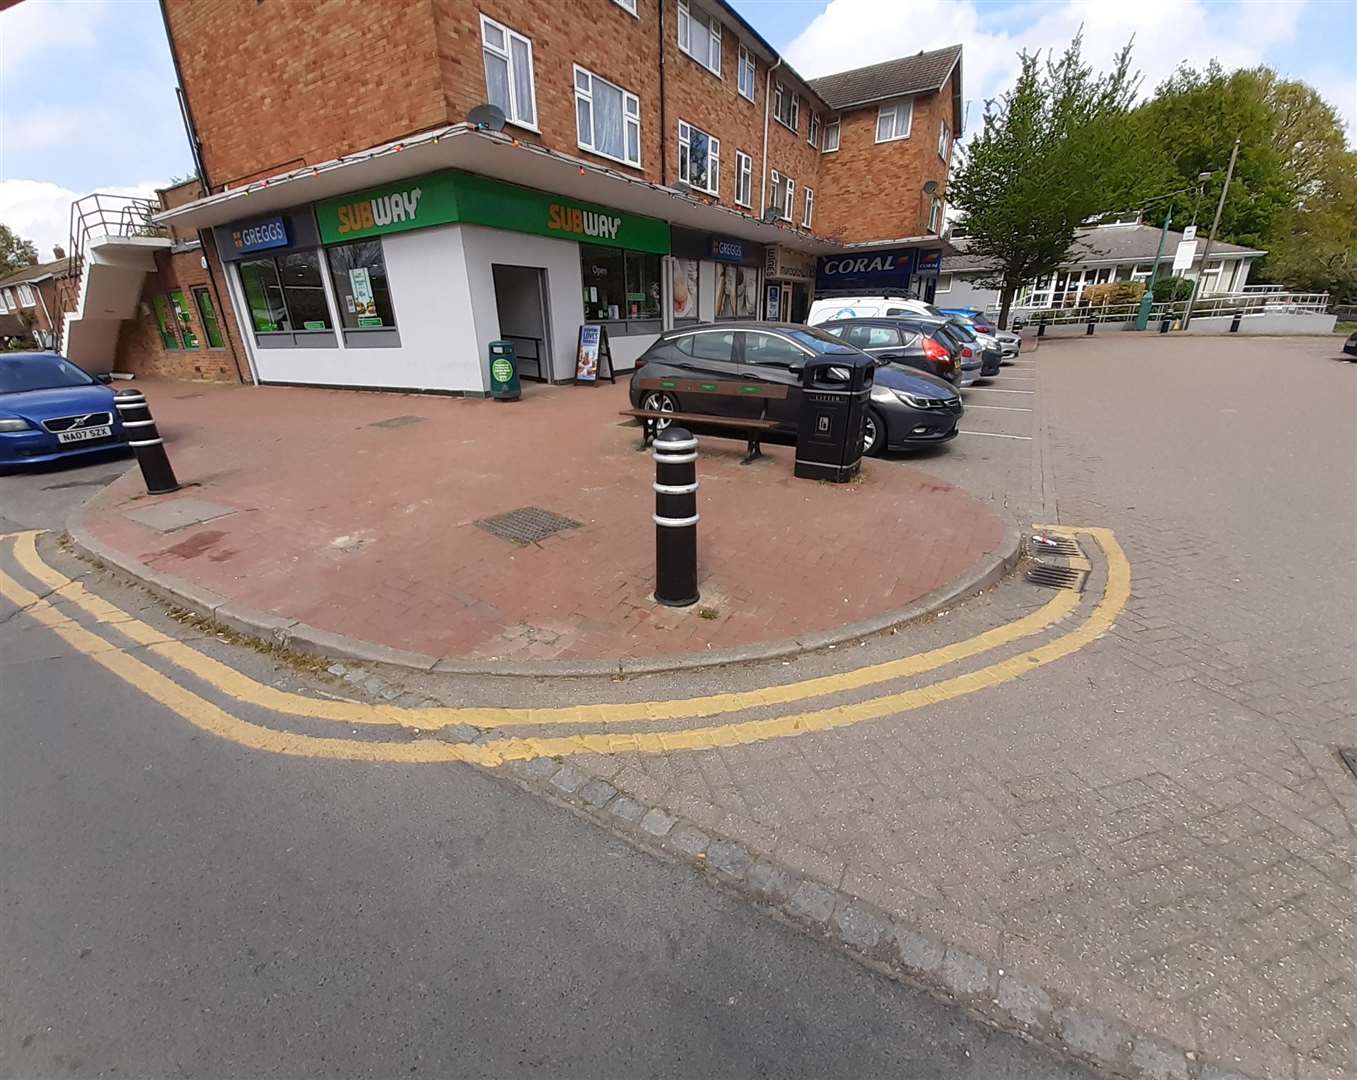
[80,379,1004,663]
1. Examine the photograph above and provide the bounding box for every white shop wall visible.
[233,224,481,392]
[458,224,584,383]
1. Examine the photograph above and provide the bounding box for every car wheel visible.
[862,407,886,457]
[640,390,678,430]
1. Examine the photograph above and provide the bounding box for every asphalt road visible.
[0,472,1089,1079]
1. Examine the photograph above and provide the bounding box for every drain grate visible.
[1026,563,1088,591]
[475,506,582,545]
[1339,748,1357,782]
[370,415,426,429]
[1029,532,1083,558]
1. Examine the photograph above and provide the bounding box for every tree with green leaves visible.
[0,225,39,277]
[948,33,1148,328]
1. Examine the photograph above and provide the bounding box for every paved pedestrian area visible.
[74,378,1003,667]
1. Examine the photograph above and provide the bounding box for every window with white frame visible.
[737,45,755,101]
[480,15,537,129]
[575,66,641,167]
[769,169,783,216]
[875,98,912,142]
[773,83,798,131]
[735,150,752,207]
[2,288,14,311]
[822,117,840,152]
[802,187,814,228]
[611,0,638,13]
[927,196,942,234]
[0,290,8,314]
[16,283,35,307]
[678,0,721,76]
[781,175,794,221]
[936,272,953,293]
[807,114,820,149]
[678,120,719,195]
[937,120,950,160]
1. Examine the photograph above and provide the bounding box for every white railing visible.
[1002,290,1331,327]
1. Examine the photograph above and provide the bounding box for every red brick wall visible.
[114,248,247,383]
[816,73,955,244]
[165,0,448,189]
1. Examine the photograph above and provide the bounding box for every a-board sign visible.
[575,324,616,384]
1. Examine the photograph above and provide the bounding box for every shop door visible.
[491,265,550,382]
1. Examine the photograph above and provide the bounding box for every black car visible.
[630,321,962,456]
[1343,330,1357,359]
[817,318,961,386]
[941,318,1002,377]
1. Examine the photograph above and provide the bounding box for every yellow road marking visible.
[12,531,1079,729]
[0,528,1130,765]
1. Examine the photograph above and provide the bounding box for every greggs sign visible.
[315,171,669,254]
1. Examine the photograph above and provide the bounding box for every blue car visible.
[0,352,130,468]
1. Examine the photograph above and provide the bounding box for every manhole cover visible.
[475,506,582,545]
[1339,748,1357,781]
[1025,563,1087,591]
[1029,533,1082,558]
[370,415,426,429]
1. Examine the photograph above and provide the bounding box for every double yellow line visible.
[0,528,1128,765]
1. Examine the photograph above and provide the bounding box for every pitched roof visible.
[807,45,961,110]
[945,225,1265,273]
[0,257,70,287]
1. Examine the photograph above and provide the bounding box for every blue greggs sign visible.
[229,215,290,255]
[709,236,744,262]
[816,248,915,292]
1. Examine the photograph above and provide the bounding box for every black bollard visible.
[1159,317,1171,335]
[1086,317,1095,336]
[1037,319,1047,339]
[653,425,698,607]
[1229,312,1242,333]
[114,391,180,495]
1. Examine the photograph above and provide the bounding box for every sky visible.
[1,0,1354,258]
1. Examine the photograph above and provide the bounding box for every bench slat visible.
[621,409,779,430]
[635,376,788,400]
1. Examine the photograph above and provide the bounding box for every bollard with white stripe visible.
[114,391,180,495]
[653,425,699,607]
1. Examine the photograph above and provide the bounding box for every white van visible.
[806,296,941,325]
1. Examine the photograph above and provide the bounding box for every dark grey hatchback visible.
[630,321,962,455]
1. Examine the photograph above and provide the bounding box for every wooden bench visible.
[622,376,788,464]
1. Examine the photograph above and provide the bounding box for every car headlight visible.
[893,390,934,409]
[0,418,31,432]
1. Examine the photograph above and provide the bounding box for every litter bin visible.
[793,353,874,483]
[488,340,520,401]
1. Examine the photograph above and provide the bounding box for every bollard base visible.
[654,590,700,608]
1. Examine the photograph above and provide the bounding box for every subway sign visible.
[816,248,915,292]
[315,171,670,254]
[229,215,290,255]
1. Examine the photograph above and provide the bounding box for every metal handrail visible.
[54,193,167,350]
[501,334,546,382]
[1005,289,1331,326]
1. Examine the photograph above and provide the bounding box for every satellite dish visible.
[467,104,507,132]
[761,207,780,224]
[923,179,939,195]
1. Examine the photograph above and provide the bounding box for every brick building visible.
[134,0,962,392]
[0,255,72,350]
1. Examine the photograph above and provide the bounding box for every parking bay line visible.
[0,530,1129,764]
[966,388,1035,394]
[959,430,1034,441]
[965,404,1033,412]
[9,530,1079,730]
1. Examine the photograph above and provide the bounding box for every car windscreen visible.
[784,327,864,355]
[945,321,978,341]
[0,356,96,394]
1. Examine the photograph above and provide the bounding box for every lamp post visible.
[1183,139,1240,329]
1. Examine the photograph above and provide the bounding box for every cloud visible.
[785,0,1308,135]
[0,178,167,260]
[0,0,108,78]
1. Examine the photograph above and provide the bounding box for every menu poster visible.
[575,324,616,385]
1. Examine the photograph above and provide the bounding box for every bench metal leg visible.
[740,436,763,465]
[637,417,656,451]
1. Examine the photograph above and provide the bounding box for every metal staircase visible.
[55,194,172,372]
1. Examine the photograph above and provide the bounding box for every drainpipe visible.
[759,56,782,218]
[658,0,669,185]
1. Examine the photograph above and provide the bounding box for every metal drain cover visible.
[1029,532,1082,557]
[475,506,582,545]
[1026,562,1088,591]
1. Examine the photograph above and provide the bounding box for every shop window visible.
[802,187,814,228]
[678,0,721,76]
[192,286,226,348]
[735,150,752,207]
[823,117,840,152]
[876,98,912,143]
[807,114,820,149]
[481,14,537,130]
[580,246,661,322]
[773,83,798,131]
[327,240,397,329]
[737,46,755,101]
[714,264,759,319]
[169,290,199,348]
[152,295,180,349]
[678,121,719,195]
[574,66,641,168]
[238,250,332,333]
